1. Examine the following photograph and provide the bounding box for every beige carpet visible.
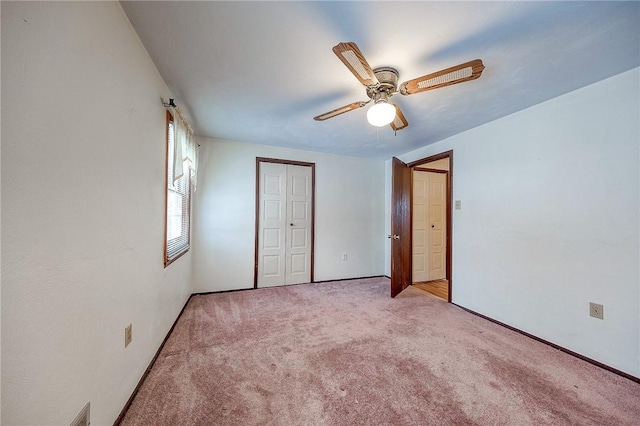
[120,277,640,425]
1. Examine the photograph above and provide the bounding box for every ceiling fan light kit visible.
[367,94,396,127]
[314,41,485,133]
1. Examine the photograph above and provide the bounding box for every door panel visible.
[428,172,447,280]
[412,253,426,274]
[391,157,411,297]
[412,170,429,282]
[290,228,307,248]
[291,175,308,195]
[291,201,307,220]
[263,201,281,220]
[262,255,281,277]
[285,164,312,285]
[262,228,281,249]
[290,253,307,274]
[431,252,445,276]
[258,163,287,287]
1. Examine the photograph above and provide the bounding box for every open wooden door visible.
[390,157,412,297]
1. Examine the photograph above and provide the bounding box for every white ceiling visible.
[121,1,640,159]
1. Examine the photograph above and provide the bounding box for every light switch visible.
[455,200,461,210]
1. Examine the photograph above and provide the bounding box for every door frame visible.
[407,150,453,303]
[254,157,316,288]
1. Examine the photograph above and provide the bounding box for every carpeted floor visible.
[121,277,640,425]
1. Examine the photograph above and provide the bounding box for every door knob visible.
[431,224,435,228]
[290,223,294,226]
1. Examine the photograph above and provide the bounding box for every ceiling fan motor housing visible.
[367,67,399,100]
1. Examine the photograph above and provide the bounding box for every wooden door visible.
[412,170,429,282]
[285,164,312,285]
[428,172,447,280]
[391,157,412,297]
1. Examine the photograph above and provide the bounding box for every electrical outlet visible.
[589,303,604,320]
[342,253,348,261]
[125,324,132,347]
[70,402,90,426]
[455,200,461,210]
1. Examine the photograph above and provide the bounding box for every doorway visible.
[255,158,315,288]
[390,151,453,301]
[411,159,449,301]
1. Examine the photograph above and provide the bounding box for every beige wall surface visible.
[2,2,192,424]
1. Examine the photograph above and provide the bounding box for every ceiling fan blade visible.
[390,104,408,131]
[400,59,485,95]
[313,101,368,121]
[332,42,379,87]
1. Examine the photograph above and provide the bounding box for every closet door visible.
[258,162,287,287]
[257,162,312,287]
[285,165,312,285]
[428,172,447,280]
[412,170,429,282]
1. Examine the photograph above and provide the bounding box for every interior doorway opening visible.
[411,158,450,301]
[390,151,452,301]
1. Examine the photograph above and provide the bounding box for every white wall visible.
[1,3,192,425]
[387,68,640,376]
[192,138,385,293]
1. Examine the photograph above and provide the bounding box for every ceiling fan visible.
[313,42,485,131]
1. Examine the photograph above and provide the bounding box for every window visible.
[164,111,190,265]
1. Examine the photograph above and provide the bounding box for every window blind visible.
[165,115,190,264]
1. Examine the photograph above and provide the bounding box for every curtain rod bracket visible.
[163,98,177,108]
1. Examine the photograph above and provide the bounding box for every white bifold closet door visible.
[258,162,312,287]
